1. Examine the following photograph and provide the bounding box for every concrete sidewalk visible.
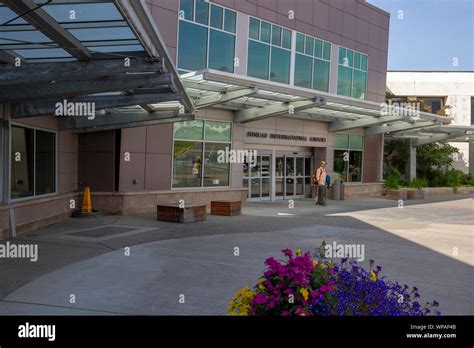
[0,195,472,315]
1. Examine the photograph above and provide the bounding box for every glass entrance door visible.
[275,153,312,200]
[243,154,271,201]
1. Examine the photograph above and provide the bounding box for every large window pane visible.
[173,141,203,188]
[195,0,209,25]
[282,29,292,49]
[35,130,56,195]
[249,17,260,40]
[335,134,349,148]
[205,120,231,141]
[314,39,322,58]
[313,59,330,92]
[296,33,305,53]
[323,42,331,60]
[350,135,364,150]
[361,54,367,71]
[174,120,204,140]
[294,54,312,89]
[210,5,223,29]
[334,150,348,182]
[248,40,270,80]
[352,70,366,99]
[337,65,352,97]
[348,151,363,182]
[178,21,207,71]
[270,47,290,84]
[209,30,235,73]
[224,9,236,33]
[260,21,271,43]
[203,143,230,187]
[179,0,194,20]
[271,25,281,46]
[11,126,34,199]
[305,36,314,56]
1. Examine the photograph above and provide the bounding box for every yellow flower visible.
[299,287,309,301]
[228,286,255,316]
[295,248,302,256]
[371,271,377,282]
[312,260,318,268]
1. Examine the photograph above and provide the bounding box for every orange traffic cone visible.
[82,186,92,213]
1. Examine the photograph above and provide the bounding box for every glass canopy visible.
[0,0,144,62]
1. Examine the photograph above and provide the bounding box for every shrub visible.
[228,245,440,316]
[443,169,464,189]
[385,173,400,190]
[408,178,428,190]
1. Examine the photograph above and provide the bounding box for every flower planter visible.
[407,189,424,200]
[385,189,407,200]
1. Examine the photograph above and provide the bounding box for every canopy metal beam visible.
[2,0,92,61]
[329,115,407,132]
[11,92,181,118]
[194,87,258,109]
[413,131,467,147]
[0,73,172,103]
[234,97,325,123]
[366,120,435,136]
[0,58,163,86]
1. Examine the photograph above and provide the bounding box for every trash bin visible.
[333,179,344,200]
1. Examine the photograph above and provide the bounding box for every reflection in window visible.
[204,120,232,141]
[178,2,236,73]
[337,46,367,99]
[178,21,208,71]
[209,30,235,73]
[173,141,203,188]
[173,120,232,188]
[248,41,270,80]
[11,126,56,199]
[35,130,56,195]
[334,133,364,182]
[248,17,292,83]
[270,47,290,84]
[204,143,230,187]
[294,32,331,92]
[11,127,34,199]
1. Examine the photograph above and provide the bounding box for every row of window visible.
[178,0,237,73]
[177,1,368,99]
[337,47,368,99]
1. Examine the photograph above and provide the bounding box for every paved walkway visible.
[0,195,472,315]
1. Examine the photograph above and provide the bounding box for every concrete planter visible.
[407,189,424,200]
[385,189,407,200]
[456,187,474,194]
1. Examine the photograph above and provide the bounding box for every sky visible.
[367,0,474,71]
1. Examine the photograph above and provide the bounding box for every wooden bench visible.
[156,204,207,223]
[211,200,241,216]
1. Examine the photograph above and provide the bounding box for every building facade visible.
[1,0,396,238]
[114,0,390,204]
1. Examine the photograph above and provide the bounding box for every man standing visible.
[314,161,327,206]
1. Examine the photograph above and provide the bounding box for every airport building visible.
[386,71,474,176]
[0,0,457,239]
